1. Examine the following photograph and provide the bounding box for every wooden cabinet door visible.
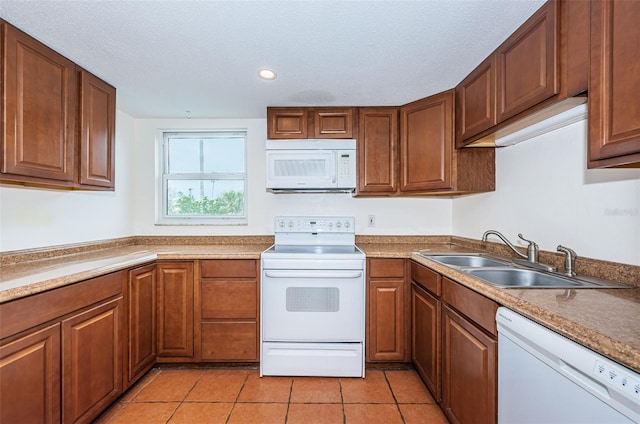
[400,90,454,192]
[77,69,116,189]
[157,262,194,359]
[588,0,640,168]
[125,264,156,387]
[1,22,76,185]
[368,279,405,361]
[442,305,497,424]
[367,259,407,362]
[411,283,441,401]
[496,0,558,123]
[62,298,122,424]
[357,107,399,194]
[267,107,308,139]
[313,108,354,138]
[456,55,496,147]
[0,324,61,424]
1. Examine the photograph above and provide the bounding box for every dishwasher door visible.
[496,307,639,424]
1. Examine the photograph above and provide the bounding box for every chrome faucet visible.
[557,245,577,276]
[482,230,539,263]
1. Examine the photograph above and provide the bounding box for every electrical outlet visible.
[367,215,375,227]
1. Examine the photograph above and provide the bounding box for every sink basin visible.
[464,268,591,288]
[419,254,510,268]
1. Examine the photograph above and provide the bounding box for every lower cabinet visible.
[0,324,61,424]
[411,261,442,400]
[441,277,498,424]
[367,258,408,362]
[411,261,499,424]
[0,271,124,424]
[156,261,194,361]
[62,298,123,424]
[199,259,259,361]
[442,305,497,424]
[124,264,157,388]
[411,282,441,400]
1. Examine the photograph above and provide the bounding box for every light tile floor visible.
[95,368,450,424]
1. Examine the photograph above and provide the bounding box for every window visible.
[159,131,247,225]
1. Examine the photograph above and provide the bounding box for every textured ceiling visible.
[0,0,546,119]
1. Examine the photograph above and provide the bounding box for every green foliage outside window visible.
[169,188,244,216]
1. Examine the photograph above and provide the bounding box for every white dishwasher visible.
[496,307,640,423]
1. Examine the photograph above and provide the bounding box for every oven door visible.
[261,269,364,342]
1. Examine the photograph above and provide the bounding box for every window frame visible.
[157,130,248,226]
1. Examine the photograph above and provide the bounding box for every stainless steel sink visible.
[418,254,510,268]
[417,253,633,289]
[464,268,594,288]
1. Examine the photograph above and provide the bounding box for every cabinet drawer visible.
[200,259,257,279]
[411,261,441,296]
[442,278,498,336]
[200,321,257,361]
[201,280,257,319]
[368,259,405,278]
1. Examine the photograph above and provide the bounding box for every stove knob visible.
[344,221,350,228]
[328,222,333,228]
[288,221,294,228]
[336,221,342,228]
[278,221,284,228]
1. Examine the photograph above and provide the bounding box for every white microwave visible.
[265,139,357,193]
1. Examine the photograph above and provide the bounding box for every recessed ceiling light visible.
[258,68,277,80]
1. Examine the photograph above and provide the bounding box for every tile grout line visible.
[98,368,162,423]
[164,369,205,424]
[225,370,251,424]
[339,377,347,424]
[283,377,294,423]
[383,370,408,424]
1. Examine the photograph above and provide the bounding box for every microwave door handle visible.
[331,151,337,183]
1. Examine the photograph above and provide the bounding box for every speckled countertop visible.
[0,242,271,303]
[1,237,638,374]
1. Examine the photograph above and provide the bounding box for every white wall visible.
[0,111,136,251]
[7,113,637,267]
[453,119,640,266]
[132,118,453,236]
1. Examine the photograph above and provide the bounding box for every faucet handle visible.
[517,233,539,262]
[517,233,537,247]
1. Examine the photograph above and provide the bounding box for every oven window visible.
[286,287,339,312]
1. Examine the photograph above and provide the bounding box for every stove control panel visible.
[275,216,355,234]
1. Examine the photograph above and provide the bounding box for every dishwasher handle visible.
[264,270,363,279]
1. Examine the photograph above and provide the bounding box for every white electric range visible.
[260,216,365,377]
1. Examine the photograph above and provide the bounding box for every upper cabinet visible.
[267,108,308,139]
[588,0,640,168]
[356,107,399,195]
[495,0,558,123]
[77,70,116,189]
[456,0,590,148]
[1,20,116,190]
[267,107,354,139]
[456,55,496,144]
[356,96,495,196]
[1,22,77,186]
[400,90,495,194]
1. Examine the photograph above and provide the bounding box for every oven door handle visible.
[264,270,363,279]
